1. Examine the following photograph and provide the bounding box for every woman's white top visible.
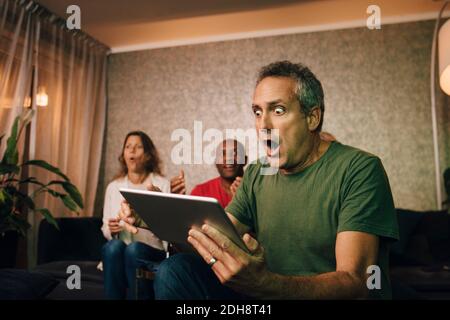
[101,173,171,251]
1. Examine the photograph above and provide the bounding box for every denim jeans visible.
[153,253,244,300]
[102,239,166,300]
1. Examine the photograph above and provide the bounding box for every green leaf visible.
[0,163,20,175]
[16,109,34,142]
[0,188,7,204]
[0,134,4,148]
[17,177,45,187]
[1,116,20,165]
[35,208,59,231]
[44,180,67,187]
[9,189,35,210]
[41,181,83,209]
[4,214,31,236]
[4,177,46,191]
[44,188,65,198]
[0,189,32,235]
[0,189,13,211]
[62,182,84,209]
[61,194,78,212]
[20,109,34,128]
[22,160,70,181]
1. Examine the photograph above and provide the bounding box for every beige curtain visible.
[0,0,37,150]
[0,0,109,267]
[33,18,108,218]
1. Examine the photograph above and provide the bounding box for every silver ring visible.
[208,257,217,267]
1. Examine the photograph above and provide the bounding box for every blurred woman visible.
[101,131,170,300]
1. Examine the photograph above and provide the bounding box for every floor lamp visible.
[431,1,450,210]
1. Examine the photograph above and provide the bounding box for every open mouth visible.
[263,138,280,157]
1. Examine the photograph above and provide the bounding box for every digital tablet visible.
[119,188,249,253]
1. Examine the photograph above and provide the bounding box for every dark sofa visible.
[390,209,450,299]
[33,210,450,300]
[34,217,106,300]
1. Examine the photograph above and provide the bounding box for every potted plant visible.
[0,109,83,268]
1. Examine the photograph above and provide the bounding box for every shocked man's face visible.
[252,76,316,173]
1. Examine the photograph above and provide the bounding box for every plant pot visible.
[0,231,19,268]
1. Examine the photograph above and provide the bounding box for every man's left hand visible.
[187,224,270,295]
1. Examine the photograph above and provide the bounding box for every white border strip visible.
[111,11,450,54]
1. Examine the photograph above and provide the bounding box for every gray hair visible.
[256,61,325,131]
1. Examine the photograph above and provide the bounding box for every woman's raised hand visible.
[170,169,186,194]
[147,183,162,192]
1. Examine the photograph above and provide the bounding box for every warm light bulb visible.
[23,96,32,108]
[36,86,48,107]
[439,19,450,95]
[440,66,450,95]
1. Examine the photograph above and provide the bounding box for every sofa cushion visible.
[33,261,104,300]
[34,260,103,284]
[390,265,450,292]
[44,280,104,300]
[0,269,58,300]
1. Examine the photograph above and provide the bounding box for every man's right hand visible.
[170,169,186,194]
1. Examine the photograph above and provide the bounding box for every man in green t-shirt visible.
[153,61,399,300]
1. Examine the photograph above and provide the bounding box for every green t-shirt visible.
[226,141,399,299]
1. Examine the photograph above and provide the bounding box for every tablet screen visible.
[119,188,249,253]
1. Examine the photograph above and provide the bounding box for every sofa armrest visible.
[37,217,106,264]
